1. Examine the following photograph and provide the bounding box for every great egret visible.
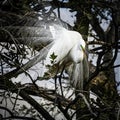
[15,22,89,90]
[42,25,89,90]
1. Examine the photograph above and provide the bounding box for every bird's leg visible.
[58,65,65,97]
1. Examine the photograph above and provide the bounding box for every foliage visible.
[0,0,120,120]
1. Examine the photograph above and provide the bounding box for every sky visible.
[54,8,77,26]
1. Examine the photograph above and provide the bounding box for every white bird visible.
[16,22,89,90]
[42,25,89,89]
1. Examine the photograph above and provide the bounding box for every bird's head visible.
[72,30,86,49]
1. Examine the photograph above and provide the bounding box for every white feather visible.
[42,26,89,89]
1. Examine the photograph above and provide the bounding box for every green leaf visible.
[49,52,57,60]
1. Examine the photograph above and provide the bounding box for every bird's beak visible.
[80,45,88,56]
